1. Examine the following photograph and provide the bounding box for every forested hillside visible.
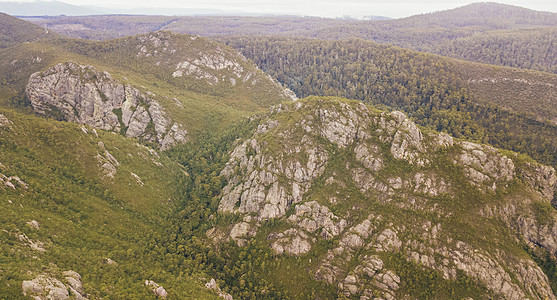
[222,37,557,167]
[24,3,557,74]
[435,28,557,73]
[0,13,56,49]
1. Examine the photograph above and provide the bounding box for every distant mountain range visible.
[0,0,390,18]
[0,0,103,16]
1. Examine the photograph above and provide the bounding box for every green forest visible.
[222,37,557,168]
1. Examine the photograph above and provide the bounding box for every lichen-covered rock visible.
[0,173,28,190]
[26,62,187,150]
[26,220,40,230]
[219,135,328,220]
[518,162,557,205]
[206,278,233,300]
[0,113,13,127]
[287,201,348,239]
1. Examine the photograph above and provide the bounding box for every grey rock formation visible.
[26,220,40,230]
[270,228,314,255]
[0,113,13,128]
[26,62,187,150]
[0,173,28,190]
[205,278,233,300]
[518,162,557,206]
[215,98,557,299]
[456,141,515,192]
[22,271,87,300]
[145,280,167,298]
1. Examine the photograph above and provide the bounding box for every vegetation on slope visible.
[221,36,557,168]
[160,97,557,299]
[0,108,217,299]
[0,31,291,139]
[0,13,56,49]
[23,3,557,74]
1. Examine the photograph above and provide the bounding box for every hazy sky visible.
[7,0,557,18]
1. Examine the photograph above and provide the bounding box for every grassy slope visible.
[0,107,218,299]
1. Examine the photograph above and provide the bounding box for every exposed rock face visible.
[215,97,557,299]
[518,162,557,207]
[134,31,297,101]
[26,220,40,230]
[0,113,13,127]
[26,62,187,150]
[205,278,233,300]
[145,280,167,298]
[456,141,515,192]
[0,173,28,190]
[96,141,119,178]
[22,271,87,300]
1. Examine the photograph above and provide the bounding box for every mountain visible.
[182,96,557,299]
[0,0,104,16]
[0,13,56,48]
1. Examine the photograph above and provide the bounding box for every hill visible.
[391,2,557,29]
[169,96,557,299]
[0,13,55,49]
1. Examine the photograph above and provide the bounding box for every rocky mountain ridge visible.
[211,97,557,299]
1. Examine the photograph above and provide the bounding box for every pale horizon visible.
[1,0,557,18]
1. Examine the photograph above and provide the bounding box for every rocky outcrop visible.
[96,141,119,178]
[26,220,40,230]
[205,278,233,300]
[218,134,328,220]
[518,162,557,207]
[134,31,297,101]
[456,141,515,192]
[0,113,13,128]
[26,62,187,150]
[145,280,167,298]
[215,97,557,299]
[22,271,87,300]
[0,173,28,190]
